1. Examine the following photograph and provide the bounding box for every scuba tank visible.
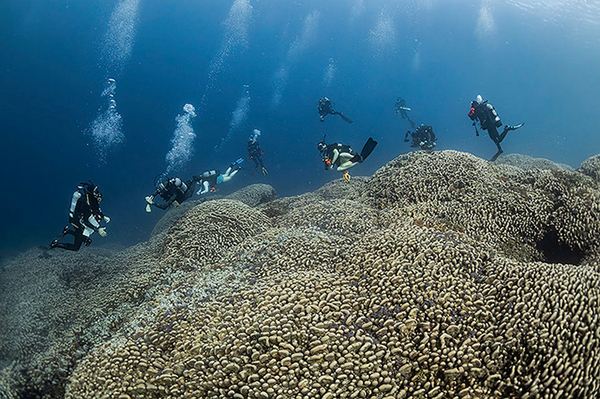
[202,170,218,179]
[486,103,502,128]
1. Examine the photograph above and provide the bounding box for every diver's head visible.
[250,128,261,142]
[317,141,327,153]
[474,94,483,105]
[82,181,102,202]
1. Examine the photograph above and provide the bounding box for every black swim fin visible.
[339,113,353,124]
[360,137,378,161]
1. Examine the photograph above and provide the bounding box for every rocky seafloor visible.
[1,151,599,399]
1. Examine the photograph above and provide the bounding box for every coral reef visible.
[151,184,276,238]
[160,199,272,270]
[365,150,600,263]
[495,154,574,172]
[226,183,278,208]
[1,151,599,398]
[151,199,204,237]
[578,153,600,183]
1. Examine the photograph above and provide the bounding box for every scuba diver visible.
[469,94,524,162]
[405,124,437,151]
[318,136,378,182]
[196,158,244,195]
[318,97,353,124]
[394,98,416,129]
[247,129,268,176]
[145,175,198,212]
[50,181,110,251]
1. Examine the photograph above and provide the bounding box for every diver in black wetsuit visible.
[145,175,198,212]
[247,129,268,176]
[50,181,110,251]
[318,97,353,124]
[394,98,416,129]
[405,124,437,151]
[468,94,524,162]
[317,137,378,182]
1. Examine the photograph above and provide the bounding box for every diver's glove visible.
[145,204,152,213]
[98,227,108,237]
[262,167,268,176]
[103,216,111,223]
[343,171,351,183]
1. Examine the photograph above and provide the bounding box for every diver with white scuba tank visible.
[469,94,524,162]
[318,135,378,182]
[50,181,110,251]
[145,174,197,212]
[196,158,244,195]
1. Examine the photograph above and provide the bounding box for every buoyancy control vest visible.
[471,101,502,130]
[201,170,220,187]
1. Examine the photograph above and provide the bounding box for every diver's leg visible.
[486,127,503,161]
[498,126,511,143]
[490,139,503,162]
[336,161,360,172]
[490,148,503,162]
[55,231,85,251]
[340,151,366,168]
[498,123,523,143]
[222,169,239,183]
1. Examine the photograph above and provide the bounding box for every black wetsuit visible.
[247,140,265,172]
[54,190,103,251]
[395,98,416,129]
[469,101,515,162]
[318,98,353,123]
[405,125,436,150]
[152,178,196,209]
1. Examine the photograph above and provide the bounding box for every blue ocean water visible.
[1,0,599,259]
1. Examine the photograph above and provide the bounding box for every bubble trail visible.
[323,58,336,87]
[271,10,320,108]
[215,86,251,152]
[200,0,253,112]
[88,0,141,162]
[476,0,496,40]
[368,10,396,57]
[166,104,197,174]
[101,0,142,77]
[89,78,124,164]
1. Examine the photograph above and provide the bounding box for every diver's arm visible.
[83,210,101,230]
[197,181,210,195]
[152,202,170,210]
